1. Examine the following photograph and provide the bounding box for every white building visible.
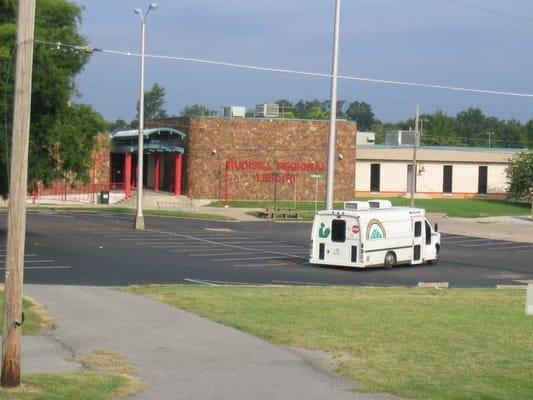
[355,145,523,199]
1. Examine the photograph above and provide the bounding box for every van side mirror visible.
[434,223,439,232]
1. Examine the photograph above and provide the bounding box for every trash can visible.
[100,190,109,204]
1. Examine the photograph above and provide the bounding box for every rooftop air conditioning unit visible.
[344,201,370,211]
[368,200,393,209]
[254,103,279,118]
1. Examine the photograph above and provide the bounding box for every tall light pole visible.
[325,0,341,211]
[134,3,157,230]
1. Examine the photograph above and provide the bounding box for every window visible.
[478,166,488,194]
[370,164,380,192]
[414,221,422,237]
[331,219,346,243]
[443,165,453,194]
[425,221,432,245]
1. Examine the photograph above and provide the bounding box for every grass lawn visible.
[25,206,235,221]
[0,294,147,399]
[125,285,533,400]
[209,198,530,218]
[0,294,51,335]
[0,371,141,400]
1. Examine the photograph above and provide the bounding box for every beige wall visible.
[355,148,513,197]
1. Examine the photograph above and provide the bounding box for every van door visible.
[424,219,437,261]
[411,218,424,264]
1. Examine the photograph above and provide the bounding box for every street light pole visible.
[325,0,341,211]
[134,3,157,230]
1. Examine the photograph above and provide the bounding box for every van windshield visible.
[331,219,346,243]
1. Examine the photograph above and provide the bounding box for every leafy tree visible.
[137,82,168,121]
[494,120,526,148]
[346,101,375,131]
[43,104,107,186]
[0,0,103,197]
[525,119,533,149]
[274,99,295,118]
[294,99,326,119]
[108,118,129,132]
[423,110,460,145]
[456,108,488,146]
[180,104,214,117]
[506,151,533,215]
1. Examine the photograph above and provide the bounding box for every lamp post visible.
[325,0,341,211]
[133,3,158,230]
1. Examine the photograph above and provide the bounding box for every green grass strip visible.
[126,285,533,400]
[0,293,48,335]
[210,198,530,218]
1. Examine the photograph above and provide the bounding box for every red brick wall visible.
[150,117,357,201]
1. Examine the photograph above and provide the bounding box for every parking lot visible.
[0,210,532,288]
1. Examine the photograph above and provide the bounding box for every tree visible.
[456,108,488,146]
[506,151,533,216]
[274,99,295,118]
[423,110,460,145]
[180,104,214,117]
[495,120,526,148]
[525,119,533,149]
[0,0,102,197]
[108,118,129,133]
[137,82,168,121]
[346,101,375,131]
[44,104,107,186]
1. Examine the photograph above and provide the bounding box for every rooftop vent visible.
[368,200,392,209]
[344,201,370,211]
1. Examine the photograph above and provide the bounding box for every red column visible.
[124,152,132,197]
[174,153,182,196]
[154,154,160,192]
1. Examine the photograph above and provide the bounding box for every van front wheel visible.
[384,252,396,269]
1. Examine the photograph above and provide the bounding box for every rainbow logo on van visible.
[367,219,386,240]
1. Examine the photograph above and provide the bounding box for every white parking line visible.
[456,239,494,245]
[169,248,212,253]
[487,242,532,248]
[461,242,499,247]
[152,244,209,249]
[0,259,54,264]
[517,249,533,253]
[271,280,331,286]
[213,256,289,262]
[145,228,305,259]
[488,245,533,251]
[0,266,72,270]
[189,252,259,257]
[446,238,490,244]
[119,237,174,241]
[183,278,219,286]
[234,263,289,268]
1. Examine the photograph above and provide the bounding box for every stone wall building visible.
[148,117,357,202]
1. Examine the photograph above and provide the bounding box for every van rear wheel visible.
[384,252,396,269]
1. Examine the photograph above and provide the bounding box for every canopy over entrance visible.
[111,127,186,154]
[110,127,187,197]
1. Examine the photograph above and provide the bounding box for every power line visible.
[34,40,533,99]
[442,0,533,24]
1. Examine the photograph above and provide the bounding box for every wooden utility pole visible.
[1,0,36,388]
[410,105,420,207]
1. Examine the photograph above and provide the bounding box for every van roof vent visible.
[368,200,392,209]
[344,201,370,211]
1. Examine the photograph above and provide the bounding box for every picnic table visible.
[257,207,299,220]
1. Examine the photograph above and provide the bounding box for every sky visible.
[70,0,533,123]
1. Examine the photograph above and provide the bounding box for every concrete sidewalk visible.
[23,285,400,400]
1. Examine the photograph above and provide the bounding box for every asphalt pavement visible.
[0,207,531,399]
[23,284,400,400]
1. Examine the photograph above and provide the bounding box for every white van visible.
[309,200,440,268]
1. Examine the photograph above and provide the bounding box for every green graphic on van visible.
[366,219,386,240]
[319,223,331,238]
